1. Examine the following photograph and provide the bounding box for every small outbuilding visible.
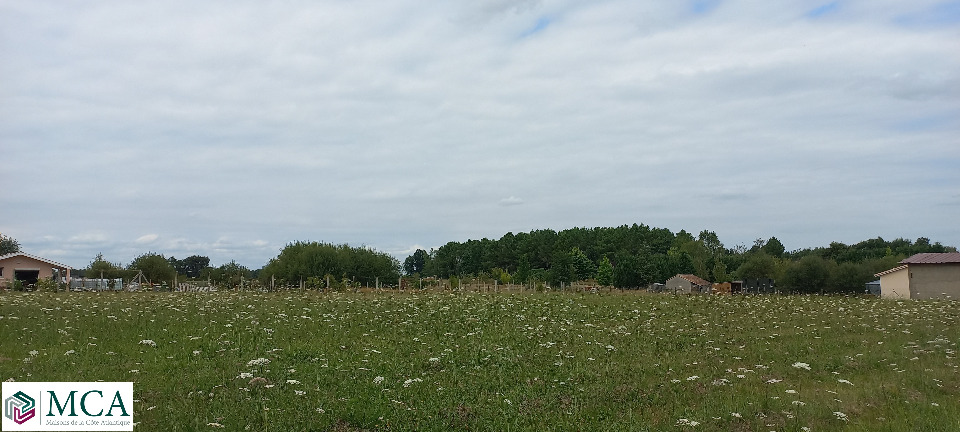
[666,274,712,294]
[875,253,960,300]
[0,252,72,289]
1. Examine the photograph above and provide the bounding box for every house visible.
[875,253,960,300]
[666,274,712,294]
[0,252,72,289]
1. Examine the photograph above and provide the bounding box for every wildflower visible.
[731,412,742,418]
[792,400,806,406]
[834,411,848,421]
[676,418,700,426]
[686,375,699,381]
[207,422,224,428]
[792,362,811,370]
[246,358,270,367]
[286,380,301,385]
[428,357,440,363]
[139,340,157,347]
[837,378,854,385]
[766,378,782,384]
[504,399,512,405]
[316,407,325,414]
[238,372,253,379]
[373,376,384,385]
[605,345,615,351]
[785,389,798,394]
[193,350,201,356]
[64,350,75,355]
[295,390,306,396]
[248,377,269,387]
[28,350,38,357]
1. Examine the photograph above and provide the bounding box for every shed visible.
[0,252,72,289]
[666,274,712,294]
[875,253,960,300]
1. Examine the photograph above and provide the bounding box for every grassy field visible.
[1,291,957,431]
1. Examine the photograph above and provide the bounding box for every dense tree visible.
[169,255,211,278]
[761,237,785,258]
[0,233,20,255]
[205,260,254,288]
[783,255,833,294]
[260,241,400,287]
[403,249,428,275]
[570,247,596,281]
[129,252,176,285]
[86,253,129,279]
[596,256,613,287]
[735,253,778,281]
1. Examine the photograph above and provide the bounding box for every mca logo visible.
[4,391,36,424]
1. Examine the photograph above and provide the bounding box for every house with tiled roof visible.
[875,253,960,299]
[665,274,712,294]
[0,252,72,289]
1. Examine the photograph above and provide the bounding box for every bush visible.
[34,278,58,292]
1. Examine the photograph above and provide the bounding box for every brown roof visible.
[899,253,960,264]
[674,274,711,286]
[875,265,907,277]
[0,252,71,269]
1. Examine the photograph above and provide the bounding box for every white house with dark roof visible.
[875,253,960,300]
[0,252,72,289]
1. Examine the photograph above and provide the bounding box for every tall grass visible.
[1,291,957,431]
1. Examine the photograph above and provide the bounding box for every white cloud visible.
[135,234,159,244]
[1,0,957,267]
[499,196,525,206]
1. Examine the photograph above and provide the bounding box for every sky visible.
[1,0,958,270]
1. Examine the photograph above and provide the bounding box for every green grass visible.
[1,291,957,431]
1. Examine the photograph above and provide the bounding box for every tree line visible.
[401,225,955,294]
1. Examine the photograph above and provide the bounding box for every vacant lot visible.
[1,292,957,431]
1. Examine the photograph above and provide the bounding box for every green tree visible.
[596,256,613,287]
[783,255,833,294]
[569,247,596,281]
[735,253,777,280]
[0,233,20,255]
[171,255,210,278]
[87,253,128,279]
[129,252,176,286]
[761,237,785,258]
[403,249,428,275]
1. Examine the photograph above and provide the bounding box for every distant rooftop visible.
[900,253,960,264]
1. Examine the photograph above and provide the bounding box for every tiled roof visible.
[900,253,960,264]
[0,252,72,269]
[675,274,711,286]
[875,265,907,277]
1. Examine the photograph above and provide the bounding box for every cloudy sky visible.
[1,0,958,269]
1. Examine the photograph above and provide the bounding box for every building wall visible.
[880,268,910,299]
[665,277,692,293]
[909,263,960,300]
[0,255,65,288]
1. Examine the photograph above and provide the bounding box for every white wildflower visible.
[373,376,384,385]
[837,378,853,386]
[246,358,270,367]
[792,362,811,370]
[766,378,782,384]
[238,372,253,379]
[686,375,699,381]
[139,340,157,347]
[286,380,301,385]
[834,411,848,421]
[676,418,700,426]
[64,350,75,355]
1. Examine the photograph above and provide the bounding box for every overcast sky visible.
[1,0,958,269]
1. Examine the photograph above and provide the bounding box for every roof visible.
[0,252,72,269]
[671,274,711,286]
[900,253,960,264]
[875,265,907,277]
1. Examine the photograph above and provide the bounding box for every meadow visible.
[1,291,957,431]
